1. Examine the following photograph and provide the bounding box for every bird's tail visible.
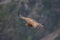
[18,13,28,20]
[18,11,24,18]
[19,14,23,18]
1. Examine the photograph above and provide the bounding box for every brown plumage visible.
[19,14,44,28]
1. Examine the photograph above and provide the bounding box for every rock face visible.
[0,0,12,5]
[0,0,60,40]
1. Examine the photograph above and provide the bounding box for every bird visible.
[19,14,44,28]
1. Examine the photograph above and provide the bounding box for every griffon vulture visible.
[19,14,44,29]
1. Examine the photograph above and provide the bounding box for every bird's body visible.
[19,14,44,28]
